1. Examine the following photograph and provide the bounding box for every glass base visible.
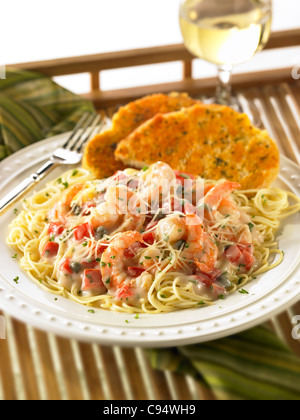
[201,92,243,113]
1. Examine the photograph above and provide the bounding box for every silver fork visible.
[0,112,103,215]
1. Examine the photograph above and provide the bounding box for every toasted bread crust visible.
[82,92,200,179]
[115,104,280,189]
[82,130,126,179]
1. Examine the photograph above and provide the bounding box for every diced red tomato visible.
[225,245,243,263]
[81,201,96,216]
[96,242,109,255]
[81,260,99,269]
[82,269,106,291]
[194,268,221,281]
[225,244,255,270]
[73,223,91,241]
[208,282,226,296]
[127,266,145,278]
[116,284,133,299]
[183,201,196,214]
[127,179,139,190]
[142,231,155,245]
[58,258,72,274]
[145,219,158,231]
[172,197,196,214]
[195,271,226,296]
[174,170,196,183]
[123,248,135,259]
[87,240,109,257]
[208,269,222,280]
[48,222,64,236]
[123,241,144,258]
[42,241,59,258]
[113,171,127,182]
[240,246,255,270]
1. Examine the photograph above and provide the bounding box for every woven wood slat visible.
[97,346,127,400]
[55,336,85,400]
[0,312,17,400]
[77,341,105,400]
[119,348,149,400]
[276,84,300,150]
[33,329,61,400]
[137,350,173,400]
[10,319,41,400]
[168,372,196,400]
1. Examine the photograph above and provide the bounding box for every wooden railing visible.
[7,28,300,108]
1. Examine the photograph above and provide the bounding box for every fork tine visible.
[62,112,90,149]
[68,113,97,151]
[76,114,104,153]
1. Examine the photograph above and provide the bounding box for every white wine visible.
[180,0,272,66]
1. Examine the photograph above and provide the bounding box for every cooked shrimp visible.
[157,213,217,273]
[203,180,241,212]
[144,161,176,188]
[63,183,85,207]
[105,185,131,215]
[89,202,121,231]
[141,162,176,214]
[139,247,164,270]
[156,214,186,244]
[101,231,149,300]
[197,180,241,222]
[182,214,218,273]
[48,183,85,223]
[217,196,239,216]
[90,186,145,233]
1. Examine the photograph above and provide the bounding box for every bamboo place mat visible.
[0,81,300,401]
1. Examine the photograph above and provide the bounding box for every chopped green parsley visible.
[239,289,249,295]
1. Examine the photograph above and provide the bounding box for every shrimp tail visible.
[195,258,215,273]
[204,180,241,212]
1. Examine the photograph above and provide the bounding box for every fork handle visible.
[0,159,57,215]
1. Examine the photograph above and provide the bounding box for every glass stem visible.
[216,64,233,106]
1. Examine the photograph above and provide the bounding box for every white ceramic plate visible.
[0,133,300,348]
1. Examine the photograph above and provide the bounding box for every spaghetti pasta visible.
[7,162,300,314]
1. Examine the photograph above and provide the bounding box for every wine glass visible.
[179,0,272,110]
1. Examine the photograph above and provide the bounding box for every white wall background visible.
[2,0,300,93]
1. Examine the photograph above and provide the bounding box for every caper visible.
[71,203,81,216]
[95,226,108,240]
[70,261,82,273]
[217,274,232,290]
[174,240,186,250]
